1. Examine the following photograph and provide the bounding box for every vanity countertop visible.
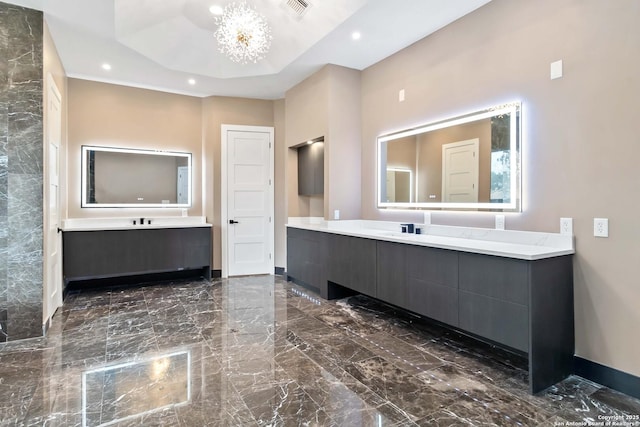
[62,216,212,232]
[287,217,574,261]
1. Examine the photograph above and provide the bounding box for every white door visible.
[44,75,63,329]
[442,138,479,202]
[222,125,274,277]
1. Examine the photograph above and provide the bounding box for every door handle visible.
[57,227,63,233]
[229,220,239,224]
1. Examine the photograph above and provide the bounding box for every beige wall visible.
[66,79,203,218]
[201,96,274,270]
[326,65,362,220]
[285,66,330,218]
[274,99,287,268]
[361,0,640,377]
[285,64,362,220]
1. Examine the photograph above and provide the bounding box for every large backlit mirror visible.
[81,146,192,208]
[378,102,521,211]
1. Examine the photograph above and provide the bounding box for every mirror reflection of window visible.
[491,150,510,203]
[490,114,511,203]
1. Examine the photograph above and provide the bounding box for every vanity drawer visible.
[459,290,529,352]
[286,228,328,291]
[328,234,376,297]
[376,241,408,307]
[406,246,459,326]
[458,253,528,305]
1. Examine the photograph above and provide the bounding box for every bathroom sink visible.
[377,231,420,239]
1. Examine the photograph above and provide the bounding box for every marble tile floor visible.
[1,275,639,426]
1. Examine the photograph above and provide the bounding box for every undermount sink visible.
[376,230,422,239]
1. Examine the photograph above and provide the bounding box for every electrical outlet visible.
[333,210,340,220]
[495,215,505,230]
[560,218,573,235]
[593,218,609,237]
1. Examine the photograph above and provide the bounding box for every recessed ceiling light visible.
[188,78,196,85]
[101,63,112,71]
[209,5,223,15]
[306,140,313,145]
[351,31,361,40]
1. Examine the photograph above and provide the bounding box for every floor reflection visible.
[0,275,638,426]
[83,351,190,426]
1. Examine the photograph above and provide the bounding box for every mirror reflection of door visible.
[386,168,412,203]
[442,139,479,202]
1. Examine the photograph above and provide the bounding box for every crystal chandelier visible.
[214,2,272,64]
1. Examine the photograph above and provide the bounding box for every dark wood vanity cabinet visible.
[286,226,574,393]
[376,242,459,327]
[63,227,212,285]
[286,227,328,293]
[297,142,324,196]
[327,234,377,297]
[376,241,407,307]
[458,254,529,352]
[406,246,459,327]
[287,228,377,299]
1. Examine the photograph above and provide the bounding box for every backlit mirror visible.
[81,146,192,208]
[378,102,521,211]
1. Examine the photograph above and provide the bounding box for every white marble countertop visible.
[287,217,574,261]
[62,216,212,231]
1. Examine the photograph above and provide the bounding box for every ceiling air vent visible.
[286,0,310,18]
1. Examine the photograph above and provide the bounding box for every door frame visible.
[43,73,63,331]
[221,124,275,278]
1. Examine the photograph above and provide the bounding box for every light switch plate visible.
[495,215,505,230]
[399,89,405,102]
[594,218,609,237]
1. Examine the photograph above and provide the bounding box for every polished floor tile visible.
[1,275,639,426]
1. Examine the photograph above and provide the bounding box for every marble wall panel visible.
[0,157,7,216]
[0,92,6,158]
[8,90,43,175]
[0,6,8,95]
[0,2,44,342]
[7,173,42,261]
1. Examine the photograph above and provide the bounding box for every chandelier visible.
[214,2,272,64]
